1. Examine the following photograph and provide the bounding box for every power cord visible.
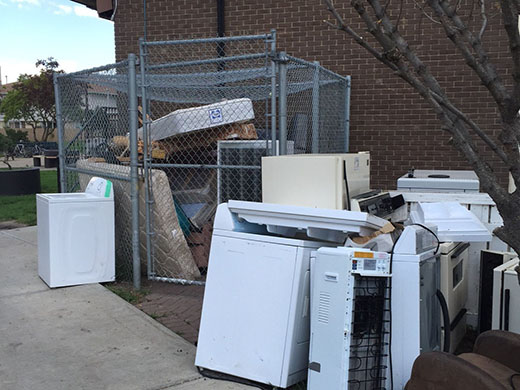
[197,367,273,390]
[511,373,520,390]
[409,224,451,352]
[387,228,403,390]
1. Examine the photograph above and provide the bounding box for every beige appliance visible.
[261,152,370,210]
[439,241,470,353]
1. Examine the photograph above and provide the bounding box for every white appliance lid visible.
[410,202,491,242]
[398,170,479,190]
[227,200,387,241]
[37,193,112,203]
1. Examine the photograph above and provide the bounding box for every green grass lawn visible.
[0,170,58,225]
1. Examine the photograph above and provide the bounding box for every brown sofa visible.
[405,331,520,390]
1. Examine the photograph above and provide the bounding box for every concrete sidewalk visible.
[0,227,251,390]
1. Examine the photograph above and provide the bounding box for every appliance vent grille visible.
[318,292,331,324]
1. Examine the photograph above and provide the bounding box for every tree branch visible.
[323,0,399,71]
[499,0,520,109]
[413,0,441,25]
[478,0,488,40]
[427,0,510,111]
[367,0,447,97]
[430,91,509,163]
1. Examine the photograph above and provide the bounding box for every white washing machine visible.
[37,177,115,288]
[195,201,387,388]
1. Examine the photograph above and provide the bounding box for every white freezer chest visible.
[37,177,115,288]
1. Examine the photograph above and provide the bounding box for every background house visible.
[71,0,512,189]
[0,81,118,144]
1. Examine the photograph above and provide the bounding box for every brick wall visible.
[114,0,511,189]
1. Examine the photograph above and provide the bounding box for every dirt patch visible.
[104,280,204,345]
[0,220,28,230]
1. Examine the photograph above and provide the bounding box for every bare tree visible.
[323,0,520,253]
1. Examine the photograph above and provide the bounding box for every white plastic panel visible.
[226,200,387,240]
[195,232,319,388]
[410,202,492,242]
[308,248,354,390]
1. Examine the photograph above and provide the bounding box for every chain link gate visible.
[139,32,351,285]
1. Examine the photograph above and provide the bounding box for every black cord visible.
[196,367,273,390]
[343,162,351,210]
[436,289,451,353]
[387,229,403,390]
[511,373,520,390]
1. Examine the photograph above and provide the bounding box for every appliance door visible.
[447,243,469,327]
[420,257,441,353]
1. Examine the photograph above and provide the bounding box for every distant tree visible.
[0,128,29,153]
[0,58,62,142]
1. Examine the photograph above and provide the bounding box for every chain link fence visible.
[55,60,137,282]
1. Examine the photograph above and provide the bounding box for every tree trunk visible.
[31,124,40,143]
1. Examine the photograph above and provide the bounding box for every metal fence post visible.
[270,29,277,156]
[311,61,320,154]
[278,51,288,156]
[53,73,67,193]
[128,53,141,290]
[139,38,153,280]
[344,76,351,152]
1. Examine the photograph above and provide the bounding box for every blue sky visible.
[0,0,115,84]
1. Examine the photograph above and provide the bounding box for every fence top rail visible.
[146,52,268,71]
[141,33,273,47]
[286,55,349,82]
[56,59,130,79]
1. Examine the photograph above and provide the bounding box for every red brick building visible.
[73,0,511,188]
